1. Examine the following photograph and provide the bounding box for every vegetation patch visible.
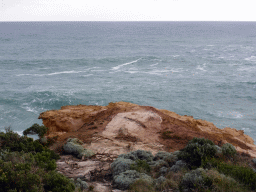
[23,123,48,138]
[161,131,181,140]
[178,137,217,168]
[130,159,151,174]
[0,127,75,192]
[203,157,256,190]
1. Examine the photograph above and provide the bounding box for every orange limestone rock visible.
[39,101,256,157]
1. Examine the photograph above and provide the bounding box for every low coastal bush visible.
[221,143,237,158]
[63,138,94,159]
[204,157,256,190]
[114,137,256,192]
[130,159,151,174]
[128,178,155,192]
[0,127,75,192]
[178,137,217,168]
[23,123,48,138]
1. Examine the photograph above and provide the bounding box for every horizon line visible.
[1,20,256,22]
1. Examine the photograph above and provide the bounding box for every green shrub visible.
[178,137,217,168]
[180,168,211,191]
[0,127,73,192]
[153,151,178,167]
[43,171,75,192]
[130,159,151,174]
[205,169,251,192]
[0,156,43,191]
[63,138,94,159]
[113,170,153,190]
[0,127,60,160]
[128,178,155,192]
[116,150,154,164]
[150,160,169,173]
[34,150,57,170]
[221,143,237,158]
[23,123,48,138]
[204,158,256,190]
[111,157,135,177]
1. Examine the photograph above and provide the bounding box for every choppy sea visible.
[0,22,255,141]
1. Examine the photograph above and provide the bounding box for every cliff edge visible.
[39,101,256,158]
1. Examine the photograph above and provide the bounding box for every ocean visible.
[0,22,255,141]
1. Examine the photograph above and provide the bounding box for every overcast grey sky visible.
[0,0,255,21]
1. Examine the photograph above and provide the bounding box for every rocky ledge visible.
[38,101,256,191]
[39,101,256,157]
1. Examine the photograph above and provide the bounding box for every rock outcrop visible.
[39,101,256,191]
[39,101,256,157]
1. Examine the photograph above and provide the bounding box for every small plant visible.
[128,178,155,192]
[161,131,181,140]
[161,131,174,139]
[205,169,251,192]
[178,137,217,168]
[88,185,94,191]
[221,143,237,158]
[0,126,70,192]
[203,157,256,190]
[23,123,48,138]
[45,135,58,146]
[130,159,151,174]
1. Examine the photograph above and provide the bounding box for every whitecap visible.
[237,66,256,72]
[150,63,159,66]
[228,111,243,118]
[216,111,243,119]
[16,130,24,136]
[125,71,139,74]
[112,58,141,70]
[91,70,106,72]
[23,106,38,113]
[245,56,256,62]
[81,74,93,77]
[242,127,251,133]
[143,69,171,75]
[16,68,93,77]
[207,45,215,47]
[16,70,82,76]
[47,70,85,76]
[196,65,206,71]
[233,113,243,118]
[171,55,180,58]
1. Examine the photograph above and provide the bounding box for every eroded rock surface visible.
[39,101,256,191]
[39,101,256,157]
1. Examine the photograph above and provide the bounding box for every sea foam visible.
[111,58,141,70]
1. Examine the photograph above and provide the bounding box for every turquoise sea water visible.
[0,22,255,141]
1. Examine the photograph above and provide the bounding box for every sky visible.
[0,0,255,21]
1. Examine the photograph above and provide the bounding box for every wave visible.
[245,56,256,62]
[111,58,141,70]
[90,70,106,72]
[237,66,256,72]
[16,70,86,77]
[242,127,252,133]
[216,111,243,119]
[125,71,139,74]
[81,74,93,77]
[150,63,159,66]
[196,64,207,71]
[16,68,96,77]
[142,69,172,75]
